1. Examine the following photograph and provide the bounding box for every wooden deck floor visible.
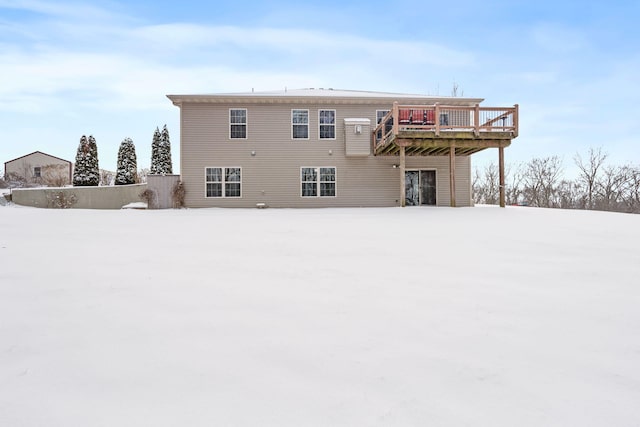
[374,130,513,156]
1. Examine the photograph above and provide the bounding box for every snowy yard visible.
[1,205,639,426]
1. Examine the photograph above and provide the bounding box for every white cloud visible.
[530,22,587,53]
[131,23,475,66]
[0,3,476,115]
[0,0,125,21]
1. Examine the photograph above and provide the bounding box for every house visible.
[4,151,72,186]
[167,89,518,208]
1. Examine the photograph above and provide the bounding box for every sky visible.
[1,0,639,175]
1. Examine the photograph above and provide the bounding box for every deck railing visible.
[373,103,519,149]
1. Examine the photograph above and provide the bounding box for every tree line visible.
[72,125,172,186]
[2,126,173,189]
[473,147,640,213]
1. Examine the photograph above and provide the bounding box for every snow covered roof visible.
[167,88,484,106]
[217,88,440,98]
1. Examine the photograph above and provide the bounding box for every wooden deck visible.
[373,103,518,156]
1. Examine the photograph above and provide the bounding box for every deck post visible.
[392,102,399,136]
[400,145,406,207]
[474,104,480,137]
[499,146,505,208]
[449,145,456,207]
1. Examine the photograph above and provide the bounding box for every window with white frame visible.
[230,109,247,139]
[376,110,390,125]
[301,167,336,197]
[292,109,309,139]
[33,167,41,178]
[376,109,391,140]
[206,167,241,197]
[319,110,335,139]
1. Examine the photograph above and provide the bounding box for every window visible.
[230,109,247,139]
[292,109,309,139]
[376,110,392,140]
[319,110,336,139]
[206,167,241,197]
[33,167,41,178]
[376,110,390,125]
[301,167,336,197]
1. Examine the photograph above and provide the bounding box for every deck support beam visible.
[499,146,505,208]
[400,145,406,207]
[449,145,456,207]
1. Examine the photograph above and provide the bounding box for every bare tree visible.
[522,156,564,207]
[473,154,639,214]
[622,166,640,213]
[451,81,464,97]
[505,162,524,205]
[556,179,582,209]
[42,164,70,187]
[100,169,114,186]
[472,168,483,204]
[595,165,628,211]
[574,147,607,210]
[472,162,499,204]
[137,168,150,184]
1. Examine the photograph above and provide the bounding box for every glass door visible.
[405,171,419,206]
[420,170,436,205]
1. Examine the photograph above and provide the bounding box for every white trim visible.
[229,108,248,140]
[291,109,309,140]
[318,109,336,140]
[300,166,337,198]
[204,166,243,198]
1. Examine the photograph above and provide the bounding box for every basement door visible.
[405,170,436,206]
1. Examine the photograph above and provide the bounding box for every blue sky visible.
[1,0,638,175]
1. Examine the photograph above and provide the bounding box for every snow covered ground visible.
[1,205,639,426]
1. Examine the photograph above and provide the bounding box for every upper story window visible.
[376,110,392,140]
[319,110,336,139]
[292,109,309,139]
[230,109,247,139]
[33,167,41,178]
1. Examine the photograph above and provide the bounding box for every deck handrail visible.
[373,103,519,150]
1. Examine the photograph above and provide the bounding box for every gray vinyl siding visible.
[179,101,472,208]
[344,119,371,156]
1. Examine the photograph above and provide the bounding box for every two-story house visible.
[167,88,517,208]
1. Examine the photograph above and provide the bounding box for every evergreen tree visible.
[72,135,88,186]
[150,127,162,174]
[86,135,100,186]
[73,135,100,186]
[115,138,138,185]
[159,124,173,174]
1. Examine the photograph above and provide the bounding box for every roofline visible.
[166,91,484,107]
[4,150,72,166]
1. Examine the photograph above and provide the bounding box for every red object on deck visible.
[399,109,410,124]
[411,109,425,125]
[425,110,435,125]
